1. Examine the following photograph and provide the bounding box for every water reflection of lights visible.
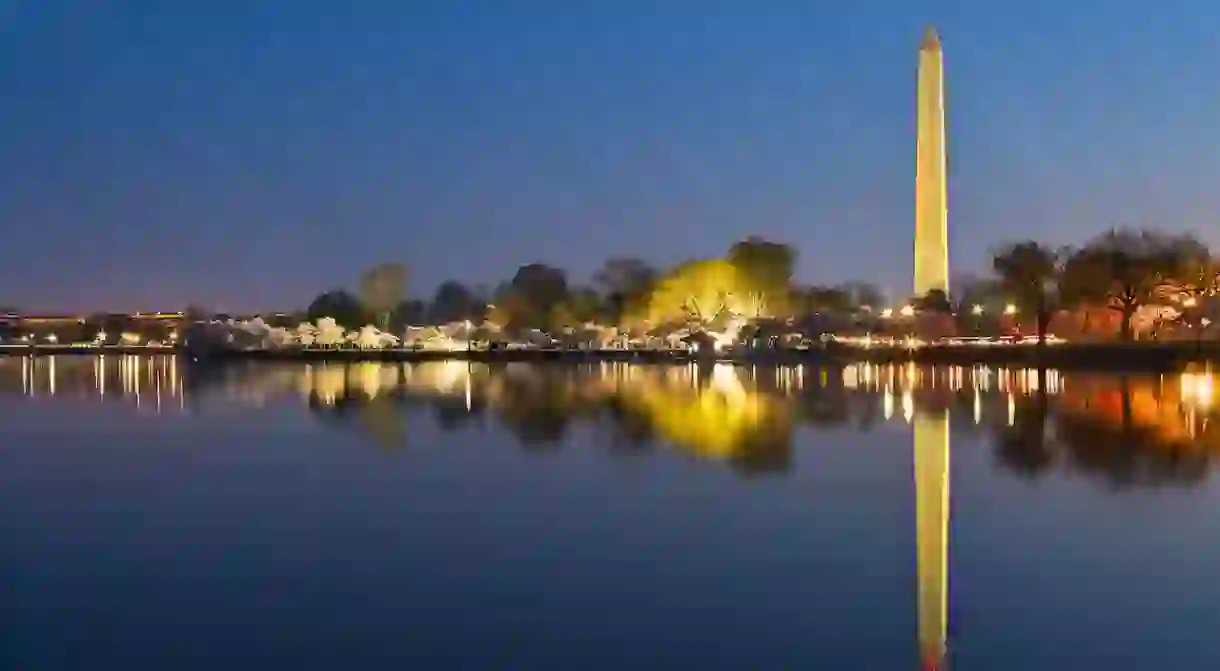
[948,366,964,392]
[305,365,348,405]
[6,355,182,411]
[774,365,804,393]
[708,363,747,399]
[842,363,1061,398]
[3,358,1081,432]
[432,361,470,393]
[622,363,782,460]
[976,366,991,392]
[1181,372,1215,409]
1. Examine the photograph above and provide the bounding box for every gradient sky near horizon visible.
[4,0,1220,312]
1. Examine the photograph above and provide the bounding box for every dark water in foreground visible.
[4,356,1220,669]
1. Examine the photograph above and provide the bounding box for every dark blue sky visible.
[4,0,1220,312]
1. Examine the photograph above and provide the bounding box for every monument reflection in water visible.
[6,356,1220,665]
[916,410,948,670]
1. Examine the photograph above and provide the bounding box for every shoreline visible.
[4,342,1220,371]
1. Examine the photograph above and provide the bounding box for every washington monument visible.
[915,27,949,295]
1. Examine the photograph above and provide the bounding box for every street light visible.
[1004,304,1017,315]
[971,304,984,316]
[900,305,915,318]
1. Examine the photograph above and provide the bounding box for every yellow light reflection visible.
[617,364,787,461]
[1181,371,1215,410]
[915,411,949,671]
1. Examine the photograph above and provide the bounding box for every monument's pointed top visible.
[921,26,941,52]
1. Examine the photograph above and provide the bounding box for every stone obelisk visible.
[915,27,949,296]
[915,410,950,670]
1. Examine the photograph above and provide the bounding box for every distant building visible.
[18,314,86,326]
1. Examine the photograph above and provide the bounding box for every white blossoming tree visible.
[266,327,293,349]
[354,325,398,349]
[314,318,346,348]
[295,322,317,347]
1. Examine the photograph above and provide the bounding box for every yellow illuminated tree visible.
[648,259,742,325]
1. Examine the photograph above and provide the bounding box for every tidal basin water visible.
[4,357,1220,669]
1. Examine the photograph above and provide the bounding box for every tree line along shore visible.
[5,228,1220,353]
[292,229,1220,345]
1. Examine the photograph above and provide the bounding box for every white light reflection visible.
[1181,371,1215,410]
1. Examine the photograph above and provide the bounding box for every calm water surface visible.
[3,356,1220,669]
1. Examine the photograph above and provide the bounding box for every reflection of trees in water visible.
[433,398,484,432]
[1055,411,1209,488]
[167,360,1220,486]
[992,373,1218,488]
[597,396,657,454]
[796,390,852,429]
[1051,375,1212,488]
[612,365,793,470]
[994,391,1055,478]
[308,390,408,451]
[990,368,1057,478]
[488,370,587,449]
[17,355,1220,486]
[291,361,801,474]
